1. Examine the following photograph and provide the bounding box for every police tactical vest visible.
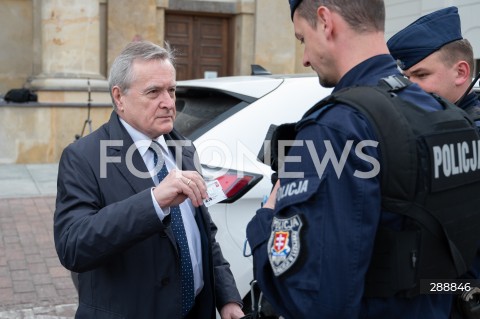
[464,103,480,124]
[304,75,480,298]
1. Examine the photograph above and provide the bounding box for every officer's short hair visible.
[294,0,385,32]
[438,38,474,71]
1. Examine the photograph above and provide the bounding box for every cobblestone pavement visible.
[0,196,78,318]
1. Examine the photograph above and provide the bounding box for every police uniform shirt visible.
[246,54,453,319]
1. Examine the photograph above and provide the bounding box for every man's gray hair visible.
[108,41,176,110]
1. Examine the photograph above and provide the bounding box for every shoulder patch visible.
[275,177,322,212]
[277,179,310,201]
[268,215,303,276]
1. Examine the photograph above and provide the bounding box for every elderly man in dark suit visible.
[54,40,244,319]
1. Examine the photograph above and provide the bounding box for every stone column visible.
[30,0,109,103]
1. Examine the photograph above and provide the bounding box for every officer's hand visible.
[263,180,280,209]
[152,169,208,208]
[220,302,244,319]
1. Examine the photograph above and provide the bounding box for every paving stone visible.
[0,197,77,317]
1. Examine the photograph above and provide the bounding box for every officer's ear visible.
[317,6,333,35]
[454,60,471,86]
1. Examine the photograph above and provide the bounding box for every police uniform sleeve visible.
[247,208,274,251]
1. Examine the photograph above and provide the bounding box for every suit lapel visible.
[106,118,207,252]
[106,112,155,194]
[165,128,198,172]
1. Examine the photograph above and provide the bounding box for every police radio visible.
[257,123,298,186]
[456,71,480,107]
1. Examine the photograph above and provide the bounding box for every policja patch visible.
[268,215,303,276]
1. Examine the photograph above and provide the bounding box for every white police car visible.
[175,71,332,315]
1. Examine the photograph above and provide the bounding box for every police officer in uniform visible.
[246,1,474,318]
[387,6,480,126]
[388,9,480,318]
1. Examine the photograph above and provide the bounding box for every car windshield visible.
[174,87,251,139]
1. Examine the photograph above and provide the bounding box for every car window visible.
[175,88,252,139]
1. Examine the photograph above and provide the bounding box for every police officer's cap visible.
[289,0,302,20]
[387,6,463,70]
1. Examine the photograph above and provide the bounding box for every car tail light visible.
[202,165,263,203]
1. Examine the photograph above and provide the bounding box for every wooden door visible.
[165,14,232,80]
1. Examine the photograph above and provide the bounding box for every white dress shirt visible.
[120,118,204,296]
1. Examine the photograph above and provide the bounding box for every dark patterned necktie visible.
[150,142,195,317]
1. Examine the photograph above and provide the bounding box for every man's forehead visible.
[409,52,444,70]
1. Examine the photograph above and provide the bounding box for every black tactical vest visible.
[304,75,480,298]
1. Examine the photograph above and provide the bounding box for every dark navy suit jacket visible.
[54,111,241,319]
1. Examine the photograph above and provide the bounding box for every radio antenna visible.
[455,71,480,107]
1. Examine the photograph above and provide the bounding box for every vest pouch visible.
[364,226,420,298]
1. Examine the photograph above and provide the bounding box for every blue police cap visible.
[387,6,463,70]
[289,0,302,20]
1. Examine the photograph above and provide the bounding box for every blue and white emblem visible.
[268,215,303,276]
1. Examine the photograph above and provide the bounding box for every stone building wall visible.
[0,0,34,96]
